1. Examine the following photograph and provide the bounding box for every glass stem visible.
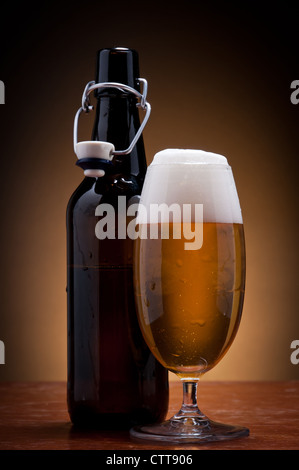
[182,381,198,411]
[172,381,207,422]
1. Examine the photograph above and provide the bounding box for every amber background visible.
[0,1,298,382]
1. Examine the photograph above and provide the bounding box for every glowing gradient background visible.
[0,2,298,381]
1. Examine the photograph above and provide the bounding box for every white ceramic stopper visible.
[75,141,115,177]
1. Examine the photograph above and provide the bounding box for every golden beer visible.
[130,149,249,443]
[134,221,245,379]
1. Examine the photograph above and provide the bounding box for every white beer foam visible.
[138,149,243,224]
[152,148,228,165]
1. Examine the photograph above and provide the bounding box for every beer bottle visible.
[67,47,169,428]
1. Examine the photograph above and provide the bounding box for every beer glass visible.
[130,149,249,443]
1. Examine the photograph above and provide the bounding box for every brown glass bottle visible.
[67,48,169,428]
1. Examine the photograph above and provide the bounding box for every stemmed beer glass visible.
[130,149,249,443]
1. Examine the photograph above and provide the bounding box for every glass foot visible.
[130,416,249,444]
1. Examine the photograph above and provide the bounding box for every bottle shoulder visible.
[67,178,95,209]
[67,173,143,215]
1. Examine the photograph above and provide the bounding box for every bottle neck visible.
[91,93,147,181]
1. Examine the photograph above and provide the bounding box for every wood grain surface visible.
[0,381,298,450]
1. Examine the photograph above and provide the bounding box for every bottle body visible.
[67,48,169,427]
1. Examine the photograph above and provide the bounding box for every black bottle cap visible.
[95,47,140,93]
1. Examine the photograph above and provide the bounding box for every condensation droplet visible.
[190,319,206,327]
[176,259,183,267]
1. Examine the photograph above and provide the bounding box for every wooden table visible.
[0,381,298,451]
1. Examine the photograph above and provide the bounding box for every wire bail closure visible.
[73,78,151,157]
